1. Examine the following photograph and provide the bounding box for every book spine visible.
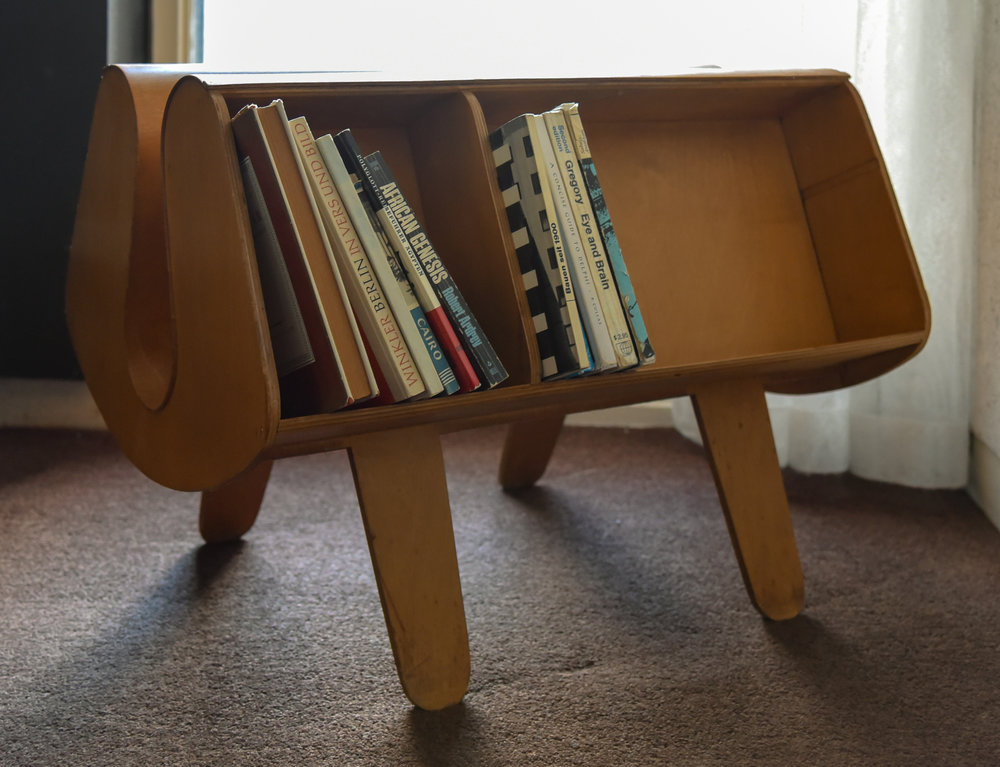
[545,181,596,377]
[490,136,575,379]
[289,116,421,403]
[266,101,378,401]
[358,181,453,398]
[543,109,638,370]
[363,151,483,393]
[230,105,352,415]
[489,116,587,377]
[529,114,610,372]
[366,151,509,390]
[559,102,655,364]
[531,113,616,373]
[237,156,315,378]
[316,134,437,399]
[334,129,459,396]
[256,100,377,403]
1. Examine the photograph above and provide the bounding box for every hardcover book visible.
[364,150,509,390]
[250,100,377,403]
[334,129,460,397]
[558,102,655,364]
[489,115,589,378]
[231,103,356,416]
[315,133,440,399]
[489,138,574,379]
[363,150,482,393]
[237,156,314,379]
[543,108,637,370]
[530,112,617,373]
[289,115,422,403]
[359,179,451,399]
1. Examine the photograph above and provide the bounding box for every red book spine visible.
[425,306,481,393]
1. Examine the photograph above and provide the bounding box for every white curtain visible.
[673,0,979,489]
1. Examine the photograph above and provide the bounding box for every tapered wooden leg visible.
[348,426,469,710]
[691,381,804,621]
[199,459,273,543]
[498,414,565,490]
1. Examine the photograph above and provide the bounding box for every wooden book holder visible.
[67,66,929,709]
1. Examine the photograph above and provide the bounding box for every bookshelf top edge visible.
[107,64,850,93]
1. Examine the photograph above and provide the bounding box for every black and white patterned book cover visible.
[490,127,577,378]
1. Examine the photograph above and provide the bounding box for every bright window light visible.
[202,0,858,79]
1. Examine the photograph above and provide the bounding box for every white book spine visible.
[316,134,440,398]
[543,110,637,369]
[289,117,418,402]
[530,114,617,372]
[276,106,378,396]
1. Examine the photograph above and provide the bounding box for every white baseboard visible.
[969,434,1000,533]
[0,378,106,430]
[0,378,673,432]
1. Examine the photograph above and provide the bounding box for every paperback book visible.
[529,112,617,373]
[489,114,589,378]
[316,133,439,400]
[288,115,423,403]
[334,128,460,397]
[557,102,655,364]
[231,102,358,416]
[543,108,637,370]
[364,150,508,390]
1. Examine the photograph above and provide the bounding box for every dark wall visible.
[1,4,111,379]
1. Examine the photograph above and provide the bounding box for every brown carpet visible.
[1,424,998,766]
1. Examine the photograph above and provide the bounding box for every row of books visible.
[489,103,655,380]
[229,97,653,418]
[230,99,508,417]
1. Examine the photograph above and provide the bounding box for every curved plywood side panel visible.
[840,81,931,347]
[66,67,279,491]
[782,82,931,372]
